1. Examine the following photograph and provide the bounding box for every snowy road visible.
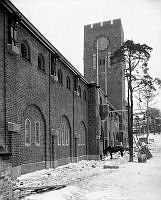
[71,154,161,200]
[20,134,161,200]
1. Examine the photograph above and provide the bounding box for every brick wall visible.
[50,63,88,165]
[87,83,100,160]
[4,17,50,175]
[0,7,6,149]
[0,5,89,177]
[0,155,12,200]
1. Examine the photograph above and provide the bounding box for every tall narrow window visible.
[79,122,86,146]
[62,123,65,146]
[78,86,81,97]
[38,54,45,72]
[74,75,79,91]
[58,69,63,84]
[21,41,30,61]
[35,121,40,145]
[66,129,69,146]
[103,58,105,65]
[8,16,18,46]
[93,53,96,70]
[51,55,56,76]
[83,90,87,101]
[100,97,102,104]
[57,128,61,146]
[25,119,31,146]
[66,76,71,90]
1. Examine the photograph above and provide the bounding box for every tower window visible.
[93,54,96,69]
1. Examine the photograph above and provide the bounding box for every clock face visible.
[95,36,109,51]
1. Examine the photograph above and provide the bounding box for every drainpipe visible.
[73,84,75,161]
[48,53,51,168]
[3,11,7,151]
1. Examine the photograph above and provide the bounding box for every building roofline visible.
[1,0,88,85]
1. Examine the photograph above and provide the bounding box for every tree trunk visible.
[129,85,134,162]
[128,59,133,162]
[128,83,133,162]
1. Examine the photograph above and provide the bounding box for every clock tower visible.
[84,19,127,146]
[84,18,125,111]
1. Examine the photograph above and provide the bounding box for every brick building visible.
[0,0,125,182]
[84,20,128,147]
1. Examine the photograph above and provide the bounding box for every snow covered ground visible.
[14,133,161,200]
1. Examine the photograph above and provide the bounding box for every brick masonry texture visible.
[84,19,125,111]
[0,156,12,200]
[0,4,89,179]
[0,1,127,188]
[0,7,5,148]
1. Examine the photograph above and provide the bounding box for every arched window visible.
[21,41,30,61]
[25,119,31,145]
[57,116,70,146]
[35,121,40,145]
[78,85,81,97]
[38,53,45,72]
[66,76,71,90]
[51,55,56,76]
[79,122,86,146]
[83,90,87,101]
[58,69,63,84]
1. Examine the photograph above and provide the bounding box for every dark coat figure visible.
[103,146,124,159]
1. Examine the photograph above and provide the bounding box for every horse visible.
[103,145,124,159]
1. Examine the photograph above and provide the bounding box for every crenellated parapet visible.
[84,18,122,31]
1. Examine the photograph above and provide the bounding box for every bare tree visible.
[111,40,155,161]
[136,75,161,139]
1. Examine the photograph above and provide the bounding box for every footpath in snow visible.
[13,134,161,200]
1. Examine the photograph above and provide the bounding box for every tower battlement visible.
[84,18,122,30]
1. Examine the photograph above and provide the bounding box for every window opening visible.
[35,121,40,145]
[38,54,45,72]
[25,119,31,145]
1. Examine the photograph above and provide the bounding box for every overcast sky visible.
[11,0,161,110]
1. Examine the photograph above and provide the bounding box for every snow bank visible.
[13,152,129,190]
[13,134,161,200]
